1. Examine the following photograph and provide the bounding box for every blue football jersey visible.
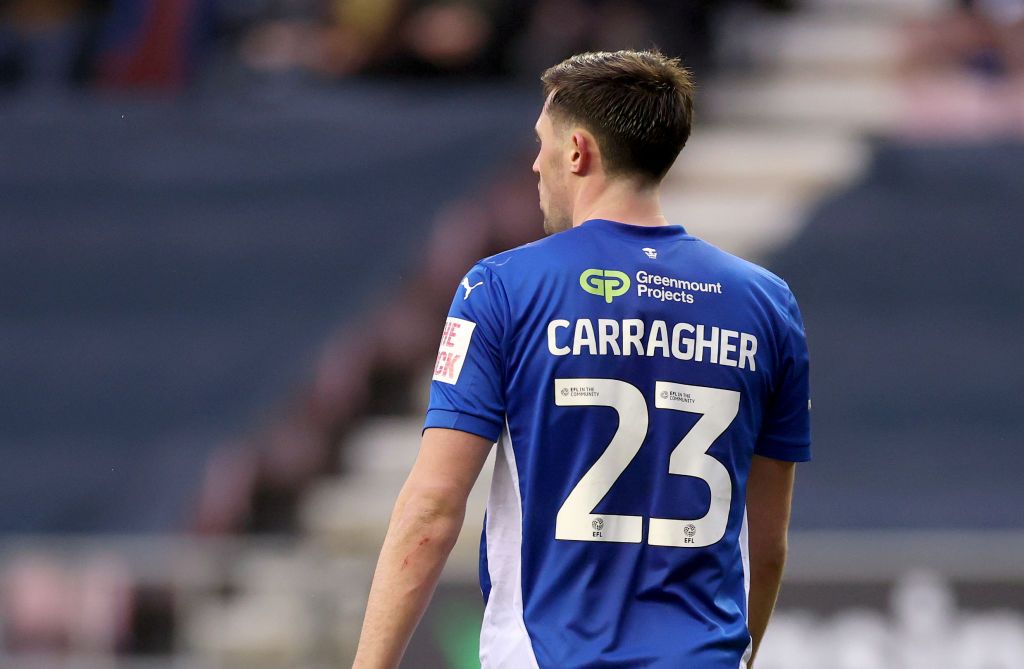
[425,219,811,669]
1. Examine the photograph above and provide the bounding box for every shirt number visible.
[554,378,739,548]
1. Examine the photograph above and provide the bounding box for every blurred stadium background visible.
[2,0,1023,667]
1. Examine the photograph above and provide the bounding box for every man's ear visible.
[569,131,591,176]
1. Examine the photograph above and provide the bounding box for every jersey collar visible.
[580,218,690,238]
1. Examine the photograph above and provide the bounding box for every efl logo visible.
[579,269,630,303]
[432,317,476,384]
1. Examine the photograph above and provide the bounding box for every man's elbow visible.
[391,487,466,548]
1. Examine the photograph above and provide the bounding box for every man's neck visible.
[571,177,668,228]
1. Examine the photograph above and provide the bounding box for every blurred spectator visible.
[904,0,1024,78]
[94,0,219,90]
[0,0,109,91]
[237,0,389,79]
[0,0,222,92]
[2,553,132,653]
[239,0,534,79]
[237,0,762,82]
[969,0,1024,74]
[901,0,1024,137]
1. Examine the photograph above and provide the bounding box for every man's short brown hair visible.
[541,50,695,183]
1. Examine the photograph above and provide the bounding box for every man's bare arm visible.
[352,428,492,669]
[745,455,797,666]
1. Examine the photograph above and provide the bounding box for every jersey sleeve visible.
[423,264,508,443]
[754,289,812,462]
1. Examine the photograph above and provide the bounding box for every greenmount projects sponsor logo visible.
[580,268,724,305]
[579,269,630,303]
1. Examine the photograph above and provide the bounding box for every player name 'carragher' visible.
[546,318,758,371]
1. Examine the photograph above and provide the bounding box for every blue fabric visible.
[425,218,811,667]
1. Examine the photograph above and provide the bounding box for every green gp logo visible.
[580,269,631,303]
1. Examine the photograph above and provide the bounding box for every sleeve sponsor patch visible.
[432,317,476,384]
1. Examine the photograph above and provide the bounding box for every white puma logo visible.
[461,276,484,300]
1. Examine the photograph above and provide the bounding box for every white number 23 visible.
[554,378,740,548]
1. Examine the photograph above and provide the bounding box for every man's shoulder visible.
[688,236,794,298]
[473,231,575,276]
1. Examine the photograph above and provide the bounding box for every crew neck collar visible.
[580,218,689,237]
